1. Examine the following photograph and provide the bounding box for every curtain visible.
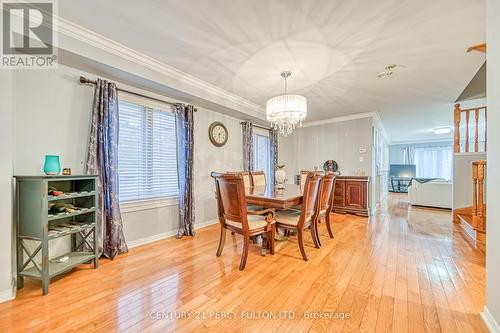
[175,103,195,238]
[242,121,253,172]
[86,78,128,259]
[413,145,453,180]
[403,146,415,164]
[269,127,278,185]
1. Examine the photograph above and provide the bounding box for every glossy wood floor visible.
[0,193,487,332]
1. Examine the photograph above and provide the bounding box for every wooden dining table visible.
[245,184,303,254]
[245,184,303,210]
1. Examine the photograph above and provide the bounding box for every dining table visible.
[245,184,304,254]
[245,184,303,210]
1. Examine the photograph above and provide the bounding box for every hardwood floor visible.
[0,193,487,332]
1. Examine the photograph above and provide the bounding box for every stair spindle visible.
[465,111,470,152]
[475,109,479,152]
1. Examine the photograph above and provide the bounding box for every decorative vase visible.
[275,165,286,189]
[44,155,61,175]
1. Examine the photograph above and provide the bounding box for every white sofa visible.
[408,180,452,209]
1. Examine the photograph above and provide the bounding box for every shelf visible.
[48,191,96,202]
[48,222,95,239]
[48,207,97,221]
[19,252,96,279]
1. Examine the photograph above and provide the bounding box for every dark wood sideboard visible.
[334,176,370,217]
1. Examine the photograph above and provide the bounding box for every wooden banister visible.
[472,160,486,233]
[453,104,487,153]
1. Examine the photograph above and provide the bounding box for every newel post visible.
[454,103,461,153]
[472,163,478,228]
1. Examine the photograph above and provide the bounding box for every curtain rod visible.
[240,122,272,131]
[79,76,197,112]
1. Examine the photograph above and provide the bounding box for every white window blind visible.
[118,100,179,202]
[252,132,271,177]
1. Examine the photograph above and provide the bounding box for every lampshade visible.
[266,71,307,137]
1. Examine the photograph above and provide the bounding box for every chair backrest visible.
[300,170,309,189]
[319,172,336,212]
[300,172,323,226]
[240,171,252,188]
[251,171,266,187]
[211,172,249,231]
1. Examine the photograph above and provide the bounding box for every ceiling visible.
[59,0,486,142]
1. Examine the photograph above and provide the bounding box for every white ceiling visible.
[59,0,486,142]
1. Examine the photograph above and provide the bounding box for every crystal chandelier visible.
[266,71,307,137]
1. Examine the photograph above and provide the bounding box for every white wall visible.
[484,0,500,330]
[0,70,14,301]
[289,117,373,177]
[12,64,244,251]
[278,116,374,208]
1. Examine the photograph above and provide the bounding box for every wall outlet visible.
[359,148,367,154]
[359,156,364,162]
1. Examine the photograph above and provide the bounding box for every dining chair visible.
[275,172,323,261]
[299,170,310,190]
[251,170,266,187]
[315,172,336,246]
[211,172,276,270]
[240,171,253,188]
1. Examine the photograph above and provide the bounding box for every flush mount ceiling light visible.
[434,127,451,135]
[266,71,307,137]
[377,64,398,78]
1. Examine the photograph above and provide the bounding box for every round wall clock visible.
[209,121,228,147]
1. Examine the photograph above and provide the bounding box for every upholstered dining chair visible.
[299,170,311,189]
[251,171,266,187]
[240,171,252,188]
[315,172,336,245]
[211,172,276,270]
[275,172,323,261]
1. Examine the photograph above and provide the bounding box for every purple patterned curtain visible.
[242,121,253,171]
[269,127,278,185]
[175,103,195,238]
[86,78,128,260]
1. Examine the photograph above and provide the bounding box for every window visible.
[252,131,271,177]
[413,145,453,180]
[118,100,178,202]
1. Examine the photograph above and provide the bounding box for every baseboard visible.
[127,219,219,248]
[0,286,15,304]
[482,307,500,333]
[197,219,218,228]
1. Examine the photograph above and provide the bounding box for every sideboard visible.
[333,176,370,217]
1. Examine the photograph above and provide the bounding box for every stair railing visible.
[454,103,487,153]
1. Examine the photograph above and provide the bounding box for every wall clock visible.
[209,121,228,147]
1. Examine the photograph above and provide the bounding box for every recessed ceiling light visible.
[434,127,451,135]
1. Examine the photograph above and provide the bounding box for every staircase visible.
[454,160,486,251]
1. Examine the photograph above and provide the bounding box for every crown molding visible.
[301,112,376,128]
[51,15,265,116]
